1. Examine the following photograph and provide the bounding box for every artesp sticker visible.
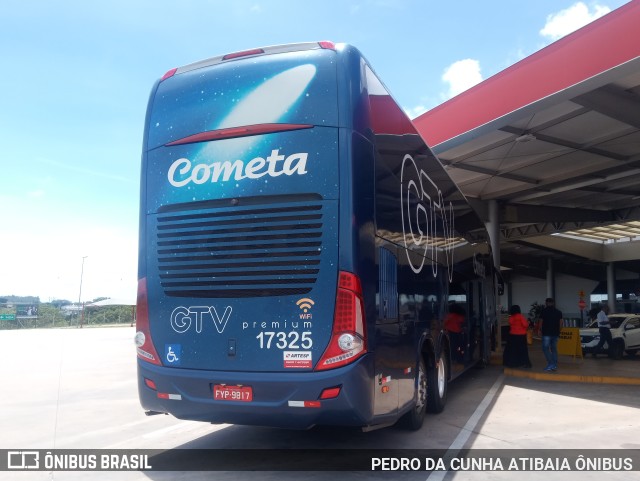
[284,351,312,369]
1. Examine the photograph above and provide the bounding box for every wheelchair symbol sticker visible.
[165,344,182,366]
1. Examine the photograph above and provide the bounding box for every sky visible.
[0,0,632,304]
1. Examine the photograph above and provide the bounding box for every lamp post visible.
[78,256,87,328]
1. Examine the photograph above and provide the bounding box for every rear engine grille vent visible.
[155,195,324,298]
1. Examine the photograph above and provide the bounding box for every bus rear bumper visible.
[137,355,375,429]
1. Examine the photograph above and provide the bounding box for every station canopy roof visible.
[413,0,640,282]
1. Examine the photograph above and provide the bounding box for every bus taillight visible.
[160,68,177,82]
[222,48,265,60]
[135,278,162,365]
[315,272,367,371]
[318,41,336,50]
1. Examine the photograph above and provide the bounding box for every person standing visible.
[503,305,532,368]
[594,304,612,357]
[539,298,563,372]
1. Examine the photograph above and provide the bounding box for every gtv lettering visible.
[168,149,308,187]
[400,154,456,280]
[170,306,232,334]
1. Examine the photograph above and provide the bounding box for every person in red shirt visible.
[444,304,466,363]
[503,304,532,368]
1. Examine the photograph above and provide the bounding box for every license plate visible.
[213,385,253,402]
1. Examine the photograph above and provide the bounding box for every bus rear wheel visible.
[427,349,448,413]
[402,356,427,430]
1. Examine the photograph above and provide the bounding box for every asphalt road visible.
[2,326,639,481]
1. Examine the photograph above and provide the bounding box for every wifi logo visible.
[296,298,315,313]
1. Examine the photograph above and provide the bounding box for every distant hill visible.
[0,295,40,305]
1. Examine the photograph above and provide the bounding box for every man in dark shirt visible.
[539,298,563,372]
[594,304,612,356]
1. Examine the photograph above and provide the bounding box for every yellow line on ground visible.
[503,368,640,385]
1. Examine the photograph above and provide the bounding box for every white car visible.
[580,314,640,359]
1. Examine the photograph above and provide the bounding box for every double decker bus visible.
[136,42,498,431]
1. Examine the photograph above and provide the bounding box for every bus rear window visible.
[147,50,338,150]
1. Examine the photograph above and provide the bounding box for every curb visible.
[490,350,640,385]
[503,367,640,385]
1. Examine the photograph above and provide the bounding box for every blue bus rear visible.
[137,42,496,430]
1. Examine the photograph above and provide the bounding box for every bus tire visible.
[402,355,427,430]
[426,349,448,414]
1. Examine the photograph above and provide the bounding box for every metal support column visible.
[487,200,501,352]
[607,263,616,313]
[546,258,555,300]
[487,201,500,271]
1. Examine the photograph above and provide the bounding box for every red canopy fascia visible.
[413,0,640,147]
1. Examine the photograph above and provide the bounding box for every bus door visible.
[466,278,488,366]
